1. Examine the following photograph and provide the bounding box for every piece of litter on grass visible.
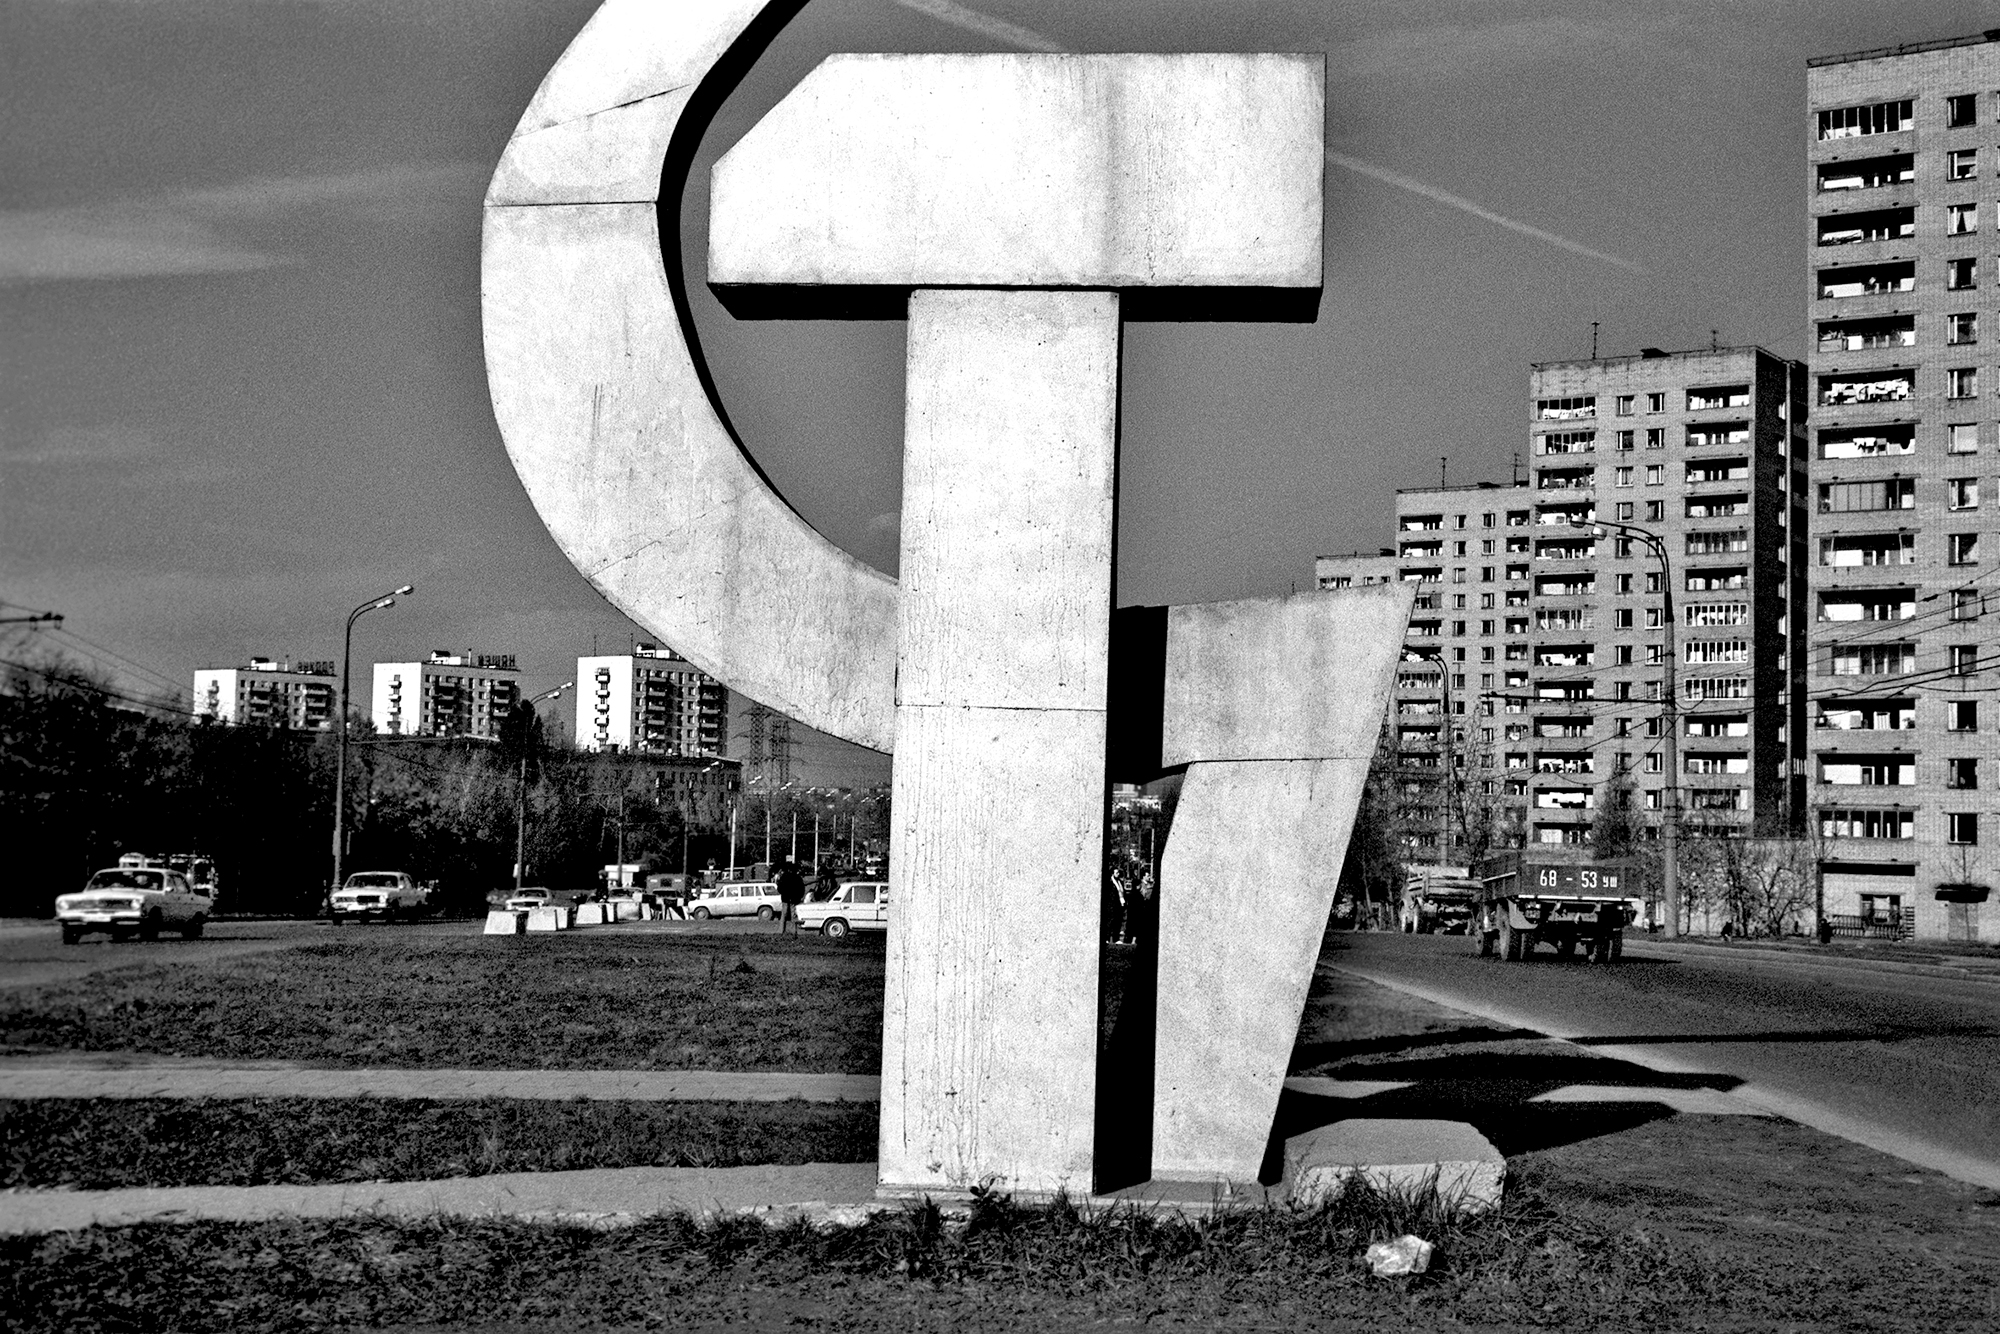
[1365,1234,1433,1277]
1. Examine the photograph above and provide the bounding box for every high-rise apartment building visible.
[192,658,337,729]
[1321,347,1806,861]
[370,652,520,741]
[576,645,729,758]
[1808,33,2000,941]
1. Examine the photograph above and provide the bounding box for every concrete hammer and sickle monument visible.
[482,0,1412,1198]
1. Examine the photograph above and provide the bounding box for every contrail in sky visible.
[890,0,1065,52]
[886,0,1647,275]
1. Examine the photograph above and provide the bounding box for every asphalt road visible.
[1329,930,2000,1190]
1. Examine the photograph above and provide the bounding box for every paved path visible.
[0,1058,879,1103]
[0,1162,884,1235]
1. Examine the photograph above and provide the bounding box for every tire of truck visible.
[1610,931,1624,961]
[1592,932,1612,964]
[1499,917,1522,962]
[180,915,206,940]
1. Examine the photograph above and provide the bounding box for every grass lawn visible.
[0,1097,876,1190]
[7,1117,1997,1333]
[0,934,885,1071]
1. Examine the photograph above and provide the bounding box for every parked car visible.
[688,881,782,920]
[331,871,429,923]
[795,881,889,940]
[55,867,212,944]
[504,887,554,912]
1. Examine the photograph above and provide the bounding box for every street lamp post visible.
[1586,518,1680,939]
[331,584,412,915]
[513,682,572,896]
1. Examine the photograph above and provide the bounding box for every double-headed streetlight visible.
[331,584,412,915]
[514,681,572,895]
[1577,518,1680,939]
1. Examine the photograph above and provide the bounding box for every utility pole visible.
[1584,518,1679,938]
[332,585,411,914]
[512,681,571,895]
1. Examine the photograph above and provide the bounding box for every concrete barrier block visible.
[576,903,611,926]
[526,906,568,932]
[1283,1120,1504,1214]
[483,910,526,936]
[614,900,642,922]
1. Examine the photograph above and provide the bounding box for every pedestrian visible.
[1133,867,1157,947]
[815,864,837,902]
[776,859,805,935]
[1109,866,1132,944]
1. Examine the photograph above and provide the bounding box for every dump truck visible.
[1475,850,1639,963]
[1400,865,1482,934]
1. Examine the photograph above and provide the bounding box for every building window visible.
[1646,428,1665,449]
[1452,568,1466,583]
[1480,619,1495,635]
[1482,512,1496,527]
[1817,100,1913,140]
[1643,753,1662,774]
[1949,203,1978,235]
[1452,594,1467,610]
[1946,93,1977,129]
[1615,501,1634,519]
[1644,501,1664,521]
[1948,368,1979,398]
[1614,430,1633,452]
[1481,566,1495,582]
[1536,396,1596,420]
[1950,478,1980,510]
[1949,312,1979,345]
[1614,536,1634,558]
[1455,514,1469,529]
[1948,148,1978,181]
[1949,423,1979,454]
[1614,645,1634,666]
[1948,758,1979,790]
[1615,468,1633,488]
[1645,466,1663,486]
[1948,257,1978,290]
[1614,395,1634,416]
[1480,593,1495,609]
[1646,573,1664,595]
[1950,700,1978,731]
[1453,541,1467,556]
[1481,645,1495,659]
[1954,589,1984,620]
[1949,813,1980,846]
[1646,392,1665,413]
[1481,539,1495,554]
[1452,620,1466,635]
[1953,645,1979,676]
[1614,609,1634,629]
[1950,533,1980,565]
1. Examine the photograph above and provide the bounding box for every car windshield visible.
[86,871,161,891]
[346,874,402,888]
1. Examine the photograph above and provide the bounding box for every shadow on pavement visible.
[1569,1023,2000,1047]
[1291,1025,1543,1069]
[1258,1045,1747,1183]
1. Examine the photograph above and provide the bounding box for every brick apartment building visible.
[1807,31,2000,941]
[1320,347,1807,860]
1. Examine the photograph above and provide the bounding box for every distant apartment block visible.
[192,658,336,729]
[1311,550,1399,589]
[575,645,729,758]
[1321,347,1807,859]
[1808,32,2000,941]
[369,652,520,741]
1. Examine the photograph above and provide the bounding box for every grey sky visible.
[4,0,1996,782]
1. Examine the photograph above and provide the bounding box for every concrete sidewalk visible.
[0,1162,884,1235]
[0,1058,879,1103]
[1624,936,2000,986]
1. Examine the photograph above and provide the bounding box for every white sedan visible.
[796,881,889,939]
[56,868,212,944]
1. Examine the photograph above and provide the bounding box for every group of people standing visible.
[1104,863,1157,946]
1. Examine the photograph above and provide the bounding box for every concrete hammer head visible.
[709,52,1324,320]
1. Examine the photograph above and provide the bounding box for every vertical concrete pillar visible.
[879,289,1119,1195]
